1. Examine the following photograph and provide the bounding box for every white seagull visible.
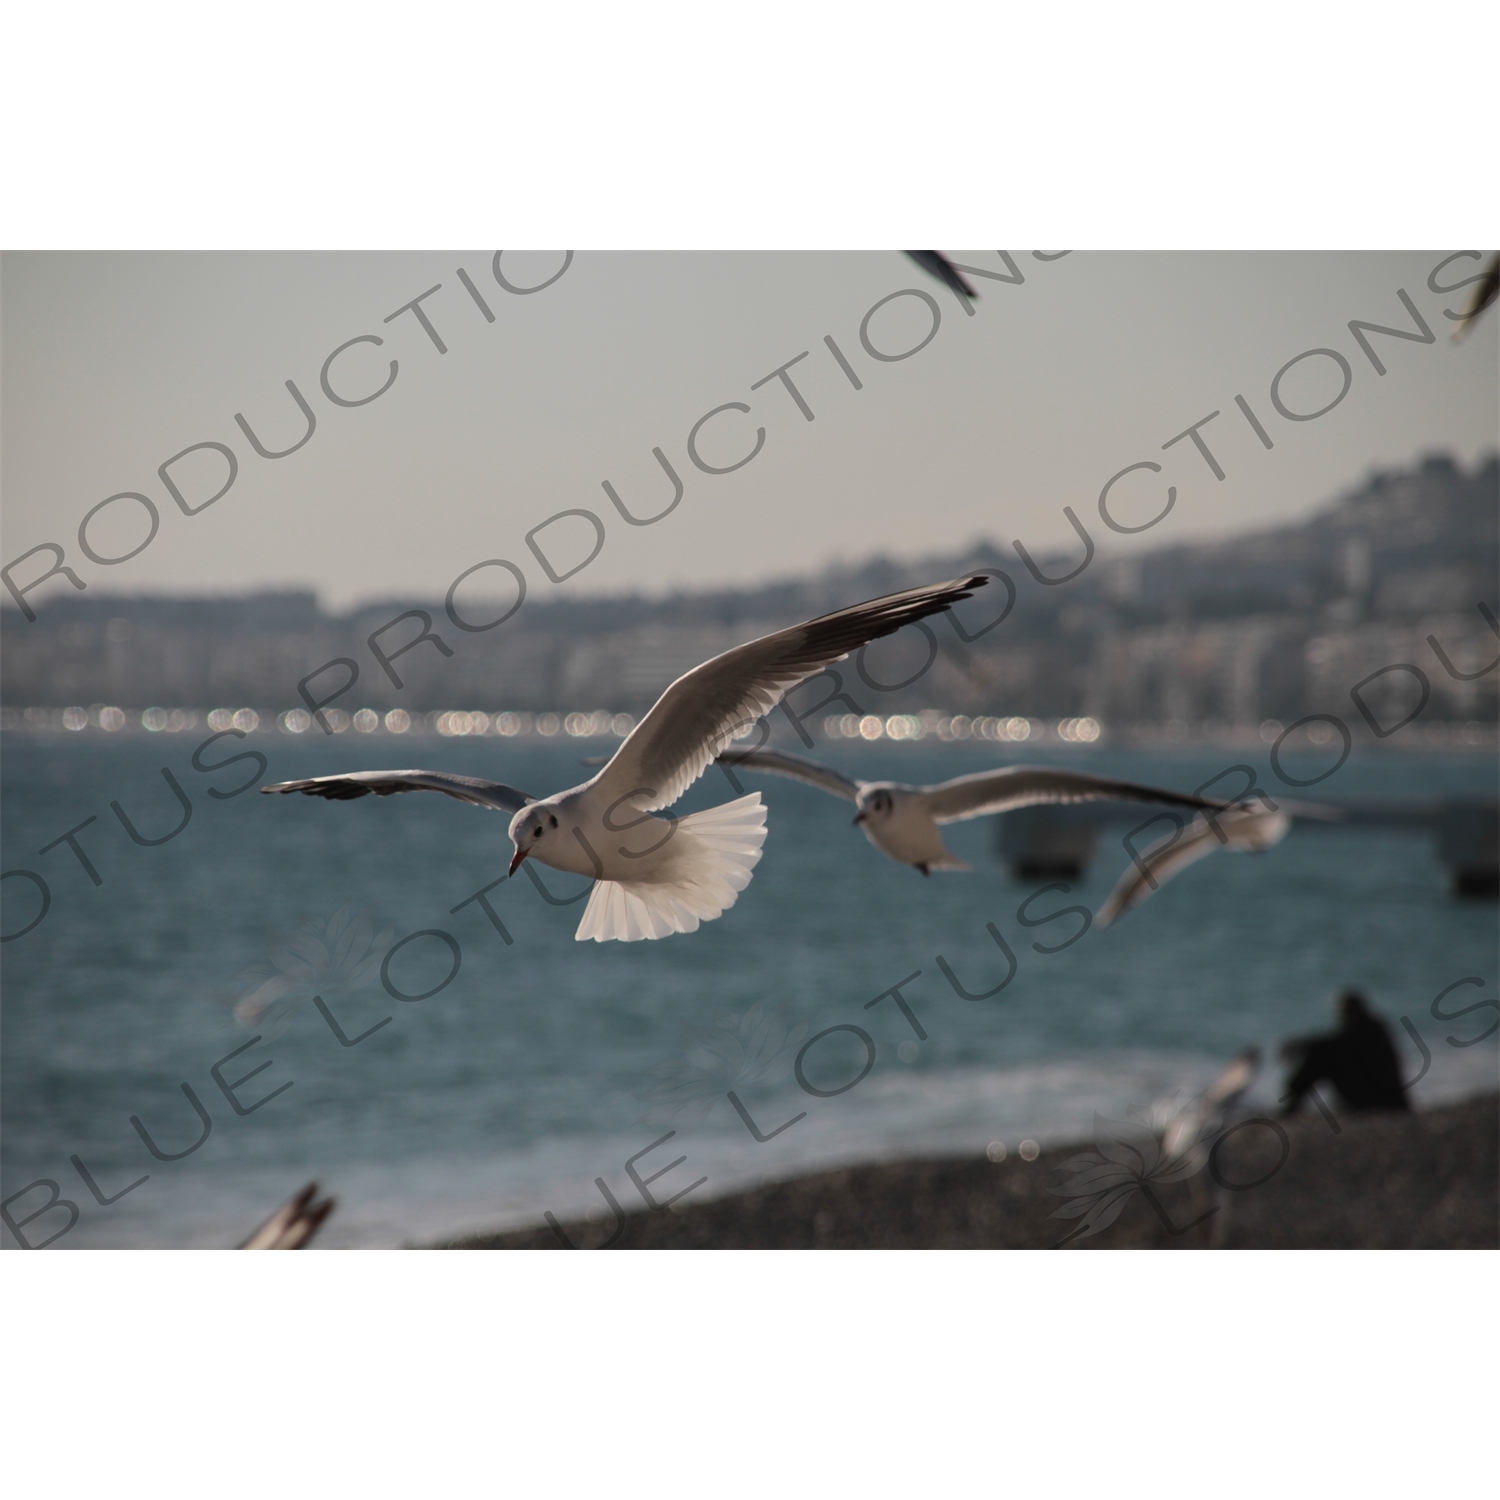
[1095,800,1341,927]
[712,746,1231,875]
[262,574,989,942]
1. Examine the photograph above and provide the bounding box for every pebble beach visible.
[445,1092,1498,1250]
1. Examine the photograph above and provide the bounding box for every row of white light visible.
[14,708,1491,745]
[16,705,1100,741]
[47,706,230,734]
[1057,717,1104,742]
[18,706,642,736]
[274,708,641,737]
[822,713,1102,743]
[431,709,637,739]
[824,713,1030,742]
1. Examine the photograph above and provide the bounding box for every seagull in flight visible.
[1095,800,1341,926]
[712,745,1230,875]
[240,1181,336,1249]
[262,575,989,942]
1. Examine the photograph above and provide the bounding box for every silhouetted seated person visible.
[1280,989,1410,1115]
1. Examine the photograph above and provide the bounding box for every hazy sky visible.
[2,250,1495,615]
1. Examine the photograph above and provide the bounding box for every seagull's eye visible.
[533,827,542,838]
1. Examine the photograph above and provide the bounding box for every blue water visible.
[3,733,1496,1247]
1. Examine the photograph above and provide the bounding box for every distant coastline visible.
[5,455,1497,739]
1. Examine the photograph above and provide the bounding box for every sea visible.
[2,732,1496,1247]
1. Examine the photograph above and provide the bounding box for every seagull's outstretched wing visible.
[261,770,533,813]
[240,1182,336,1249]
[905,251,977,299]
[917,765,1229,825]
[593,575,988,812]
[1095,807,1291,926]
[714,746,862,802]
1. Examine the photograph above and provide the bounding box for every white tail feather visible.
[575,794,768,942]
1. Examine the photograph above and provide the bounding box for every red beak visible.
[508,846,529,875]
[852,811,866,825]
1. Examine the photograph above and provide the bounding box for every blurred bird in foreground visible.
[240,1182,336,1249]
[1450,251,1499,341]
[1150,1046,1264,1247]
[1095,800,1343,927]
[905,251,976,299]
[1158,1046,1263,1165]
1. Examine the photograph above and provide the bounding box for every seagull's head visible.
[852,786,896,826]
[508,802,560,874]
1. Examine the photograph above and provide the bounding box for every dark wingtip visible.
[905,250,977,299]
[265,780,373,801]
[289,1181,336,1248]
[303,1195,337,1240]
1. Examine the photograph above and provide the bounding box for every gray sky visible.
[2,250,1495,614]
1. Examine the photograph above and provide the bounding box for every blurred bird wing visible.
[1201,1050,1262,1116]
[240,1182,336,1249]
[715,747,862,802]
[918,765,1227,825]
[1160,1109,1204,1161]
[1096,809,1290,925]
[260,770,534,814]
[592,575,988,813]
[905,251,977,299]
[1452,251,1500,339]
[1095,819,1226,926]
